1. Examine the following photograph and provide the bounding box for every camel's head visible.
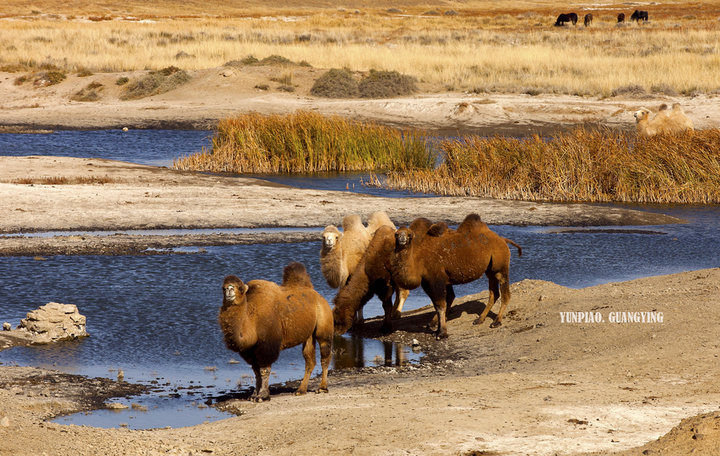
[332,304,353,335]
[223,275,248,304]
[395,227,414,250]
[322,225,342,249]
[633,108,650,123]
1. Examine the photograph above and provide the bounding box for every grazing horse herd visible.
[219,213,522,400]
[555,9,649,26]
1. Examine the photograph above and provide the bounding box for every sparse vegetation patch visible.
[71,81,104,102]
[358,70,417,98]
[121,66,191,100]
[310,68,358,98]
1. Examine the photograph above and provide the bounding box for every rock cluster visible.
[18,302,89,344]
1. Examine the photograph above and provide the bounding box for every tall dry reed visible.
[173,111,435,173]
[381,128,720,203]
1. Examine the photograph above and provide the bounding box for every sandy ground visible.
[1,66,719,455]
[1,66,719,135]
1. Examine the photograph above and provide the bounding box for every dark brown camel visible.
[391,214,522,339]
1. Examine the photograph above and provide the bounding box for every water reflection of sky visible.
[0,129,212,167]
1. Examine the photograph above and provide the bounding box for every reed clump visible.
[382,128,720,203]
[173,111,435,173]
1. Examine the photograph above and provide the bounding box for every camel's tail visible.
[504,238,523,257]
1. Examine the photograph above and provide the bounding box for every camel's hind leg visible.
[296,335,316,395]
[392,287,410,319]
[316,335,332,393]
[490,272,511,328]
[474,274,499,325]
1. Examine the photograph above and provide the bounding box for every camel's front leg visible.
[252,366,272,402]
[422,280,448,339]
[392,287,410,319]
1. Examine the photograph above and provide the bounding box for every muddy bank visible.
[1,269,719,455]
[0,231,320,256]
[0,157,680,246]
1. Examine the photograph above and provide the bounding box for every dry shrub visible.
[71,81,104,102]
[358,70,417,98]
[310,68,358,98]
[11,176,115,185]
[259,54,293,65]
[121,66,190,100]
[611,84,647,98]
[173,111,435,174]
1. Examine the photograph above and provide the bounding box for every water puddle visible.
[50,335,421,429]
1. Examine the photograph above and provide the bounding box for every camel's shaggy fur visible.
[367,211,396,233]
[391,213,522,339]
[333,218,432,335]
[634,104,694,137]
[319,215,371,289]
[319,225,346,289]
[219,262,333,402]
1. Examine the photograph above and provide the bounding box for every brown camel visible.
[219,262,333,401]
[391,213,522,339]
[333,218,432,335]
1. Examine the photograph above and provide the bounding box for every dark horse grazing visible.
[617,13,626,23]
[583,13,593,27]
[554,12,578,26]
[631,10,649,22]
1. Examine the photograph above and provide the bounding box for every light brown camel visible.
[634,103,694,137]
[219,262,333,401]
[320,214,371,289]
[333,218,433,335]
[391,213,522,339]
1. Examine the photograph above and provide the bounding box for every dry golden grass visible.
[173,111,435,173]
[1,1,719,96]
[382,128,720,203]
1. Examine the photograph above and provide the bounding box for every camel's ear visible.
[242,283,249,294]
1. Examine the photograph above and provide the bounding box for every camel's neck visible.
[220,298,255,351]
[321,245,348,288]
[392,244,422,290]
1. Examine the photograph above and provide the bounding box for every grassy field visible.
[1,1,719,96]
